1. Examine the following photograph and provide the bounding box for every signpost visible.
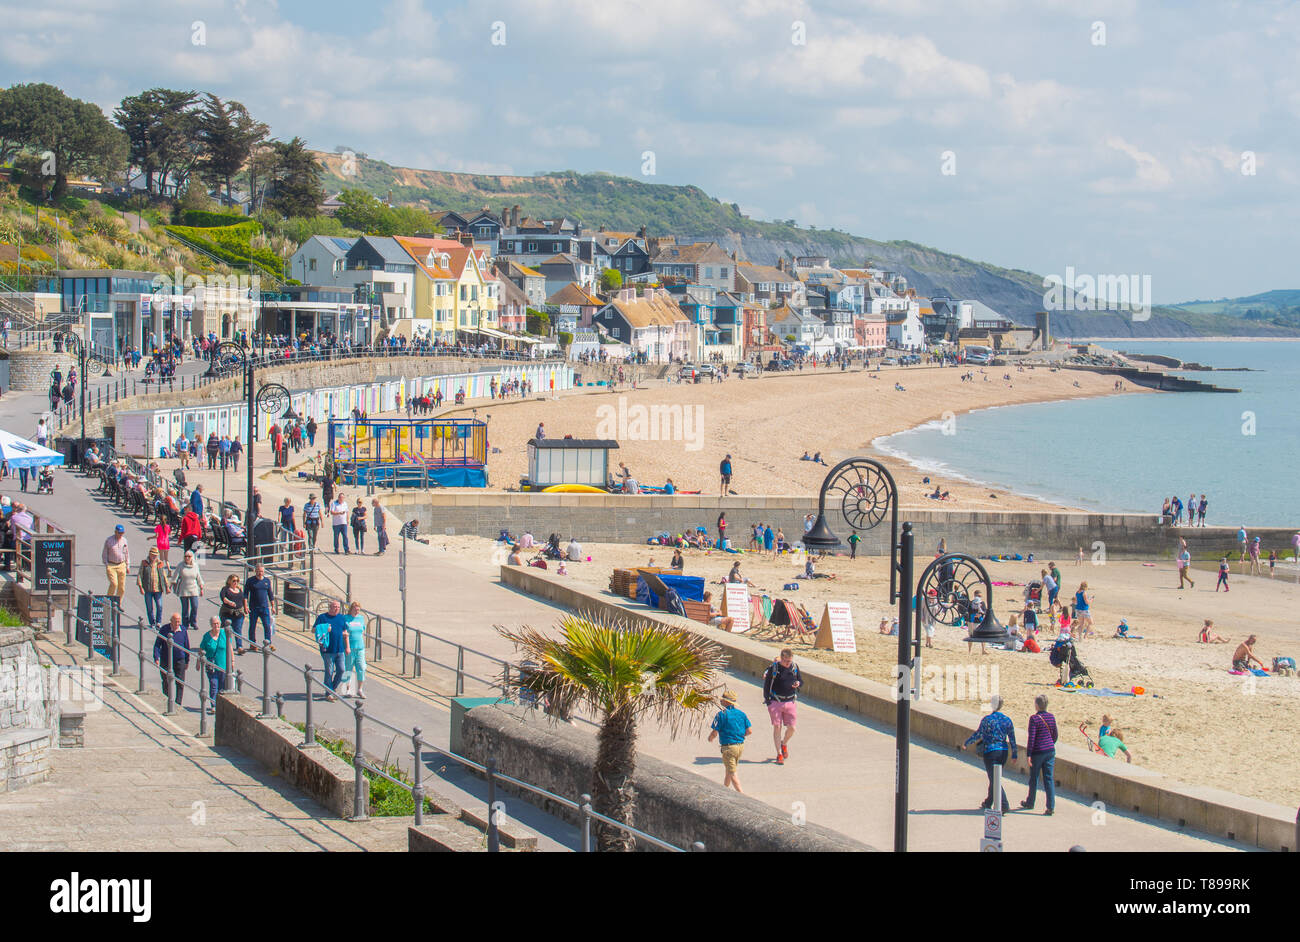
[980,764,1005,851]
[813,602,857,652]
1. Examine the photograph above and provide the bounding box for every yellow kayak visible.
[542,484,607,493]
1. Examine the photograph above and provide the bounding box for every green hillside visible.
[315,151,1298,338]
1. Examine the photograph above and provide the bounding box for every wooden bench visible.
[681,600,711,624]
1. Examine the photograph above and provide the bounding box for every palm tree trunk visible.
[591,706,638,852]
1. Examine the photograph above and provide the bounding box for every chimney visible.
[637,225,646,238]
[730,250,737,262]
[776,257,785,272]
[459,232,474,247]
[512,205,521,227]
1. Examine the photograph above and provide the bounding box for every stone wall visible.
[459,702,877,852]
[377,492,1292,561]
[7,350,68,392]
[0,627,55,793]
[213,692,364,819]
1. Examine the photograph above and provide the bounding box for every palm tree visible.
[497,612,725,851]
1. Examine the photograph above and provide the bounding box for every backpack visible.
[1049,639,1070,667]
[665,588,686,618]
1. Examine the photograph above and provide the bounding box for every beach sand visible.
[466,537,1300,808]
[440,363,1139,511]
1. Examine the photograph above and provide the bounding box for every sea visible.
[873,341,1299,527]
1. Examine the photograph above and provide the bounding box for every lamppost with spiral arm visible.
[801,457,1010,852]
[204,341,257,524]
[55,328,115,465]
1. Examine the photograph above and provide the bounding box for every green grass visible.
[290,722,432,816]
[0,606,26,628]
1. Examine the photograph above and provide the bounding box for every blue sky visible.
[2,0,1296,301]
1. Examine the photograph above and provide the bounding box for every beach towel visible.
[1251,668,1269,677]
[1063,686,1135,697]
[783,583,799,591]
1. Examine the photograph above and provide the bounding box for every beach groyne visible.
[381,492,1292,560]
[501,564,1297,851]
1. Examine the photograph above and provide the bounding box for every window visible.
[528,242,537,252]
[460,285,467,301]
[309,258,317,272]
[721,267,728,279]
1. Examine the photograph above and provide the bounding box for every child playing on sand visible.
[1198,619,1229,643]
[1058,607,1071,636]
[1269,549,1277,578]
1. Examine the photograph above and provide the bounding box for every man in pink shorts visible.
[762,648,802,765]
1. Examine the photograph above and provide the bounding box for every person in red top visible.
[180,508,204,554]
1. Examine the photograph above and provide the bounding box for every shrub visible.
[180,209,247,228]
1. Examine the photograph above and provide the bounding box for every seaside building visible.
[591,287,690,362]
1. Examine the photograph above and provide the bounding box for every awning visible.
[0,428,65,468]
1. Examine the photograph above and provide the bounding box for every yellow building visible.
[394,237,499,344]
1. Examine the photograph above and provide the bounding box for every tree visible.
[525,308,550,335]
[498,614,723,851]
[198,93,267,203]
[335,189,387,233]
[266,137,324,218]
[114,88,199,196]
[3,83,127,200]
[599,268,623,292]
[244,145,278,215]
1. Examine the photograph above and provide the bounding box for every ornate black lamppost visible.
[56,329,114,465]
[801,457,1009,852]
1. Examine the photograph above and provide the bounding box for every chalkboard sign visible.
[34,536,74,594]
[76,594,115,656]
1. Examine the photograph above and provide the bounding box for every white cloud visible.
[1092,137,1173,192]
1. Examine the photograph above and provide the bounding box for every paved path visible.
[0,665,410,852]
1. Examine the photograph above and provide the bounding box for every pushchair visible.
[541,534,564,561]
[1049,637,1094,687]
[36,467,55,494]
[1023,580,1043,611]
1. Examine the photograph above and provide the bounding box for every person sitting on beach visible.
[1196,613,1227,641]
[519,531,534,549]
[930,486,943,499]
[966,590,989,655]
[1085,721,1133,763]
[894,382,906,391]
[670,548,684,570]
[812,452,827,465]
[1113,618,1133,639]
[800,451,811,461]
[663,478,675,495]
[703,591,734,631]
[566,536,583,562]
[878,617,898,635]
[727,561,754,587]
[1231,635,1265,672]
[507,544,524,566]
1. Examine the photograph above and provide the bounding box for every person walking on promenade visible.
[302,494,322,548]
[198,616,227,713]
[153,613,191,708]
[707,690,752,793]
[1237,526,1249,568]
[1197,495,1207,526]
[1177,546,1195,589]
[312,600,343,699]
[350,497,368,553]
[229,436,242,472]
[245,562,276,652]
[219,574,249,654]
[180,506,203,555]
[959,694,1017,812]
[151,516,172,566]
[1216,556,1230,592]
[190,483,205,517]
[102,524,130,604]
[278,497,295,535]
[330,493,350,554]
[205,433,220,470]
[172,550,205,630]
[719,454,733,497]
[137,548,170,629]
[321,472,334,508]
[762,648,801,765]
[1020,694,1058,815]
[306,417,317,448]
[372,498,389,555]
[343,601,367,698]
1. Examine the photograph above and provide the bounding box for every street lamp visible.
[801,457,1009,852]
[55,329,114,465]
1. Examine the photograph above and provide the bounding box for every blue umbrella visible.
[0,428,65,468]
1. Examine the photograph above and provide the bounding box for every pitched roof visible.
[546,283,603,307]
[392,236,456,280]
[652,241,732,265]
[356,235,416,266]
[537,253,585,269]
[736,262,800,285]
[603,293,688,328]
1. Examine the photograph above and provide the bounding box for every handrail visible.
[51,574,697,852]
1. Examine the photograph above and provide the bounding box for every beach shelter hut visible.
[0,428,65,468]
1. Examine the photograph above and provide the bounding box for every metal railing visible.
[53,575,701,852]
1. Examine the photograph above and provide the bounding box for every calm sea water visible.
[874,341,1299,526]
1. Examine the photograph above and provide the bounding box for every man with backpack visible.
[762,648,801,765]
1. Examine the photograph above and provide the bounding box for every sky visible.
[2,0,1297,302]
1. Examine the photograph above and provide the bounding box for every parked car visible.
[734,361,760,376]
[880,357,898,366]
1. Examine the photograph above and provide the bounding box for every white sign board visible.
[813,602,856,652]
[722,583,750,633]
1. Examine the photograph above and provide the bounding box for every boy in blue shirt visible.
[707,690,752,793]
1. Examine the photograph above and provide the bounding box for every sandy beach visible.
[438,363,1140,511]
[472,537,1300,808]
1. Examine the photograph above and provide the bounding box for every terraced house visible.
[394,237,500,344]
[651,241,734,292]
